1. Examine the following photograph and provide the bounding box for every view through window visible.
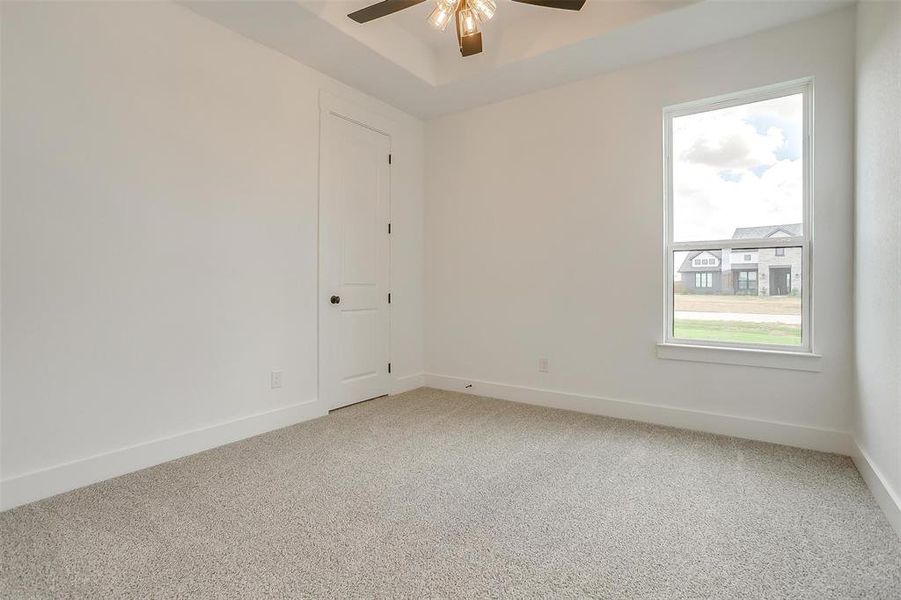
[665,83,810,349]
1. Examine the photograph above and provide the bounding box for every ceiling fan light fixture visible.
[457,7,479,37]
[468,0,496,22]
[427,2,454,31]
[349,0,585,58]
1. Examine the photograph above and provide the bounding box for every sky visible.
[672,93,803,242]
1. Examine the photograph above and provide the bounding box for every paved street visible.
[675,311,802,325]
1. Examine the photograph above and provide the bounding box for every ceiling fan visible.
[348,0,587,57]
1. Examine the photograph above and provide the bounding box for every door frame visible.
[318,91,395,409]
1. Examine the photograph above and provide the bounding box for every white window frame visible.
[661,78,817,364]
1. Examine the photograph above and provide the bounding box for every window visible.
[737,270,757,293]
[665,80,812,352]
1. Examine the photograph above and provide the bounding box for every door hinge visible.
[388,362,392,374]
[388,153,392,165]
[388,222,392,234]
[388,292,392,304]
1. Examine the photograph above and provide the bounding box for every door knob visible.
[330,295,341,305]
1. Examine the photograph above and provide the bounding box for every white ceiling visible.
[184,0,851,119]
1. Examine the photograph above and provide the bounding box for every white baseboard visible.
[425,374,853,455]
[852,441,901,539]
[392,372,425,395]
[0,399,326,512]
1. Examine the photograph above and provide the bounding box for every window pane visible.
[673,247,802,346]
[672,94,803,242]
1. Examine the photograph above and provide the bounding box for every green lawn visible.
[674,320,801,346]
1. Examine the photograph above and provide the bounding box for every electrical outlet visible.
[270,370,283,389]
[538,358,549,373]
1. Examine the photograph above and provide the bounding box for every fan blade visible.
[510,0,586,10]
[347,0,428,23]
[460,32,483,57]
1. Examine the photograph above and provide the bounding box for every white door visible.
[319,110,391,410]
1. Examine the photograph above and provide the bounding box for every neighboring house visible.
[679,250,725,294]
[678,224,802,296]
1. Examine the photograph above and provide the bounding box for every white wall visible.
[853,0,901,535]
[0,1,424,508]
[425,9,855,446]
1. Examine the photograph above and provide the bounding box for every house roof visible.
[731,223,802,239]
[678,224,800,273]
[678,250,722,273]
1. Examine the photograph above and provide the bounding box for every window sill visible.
[656,343,822,372]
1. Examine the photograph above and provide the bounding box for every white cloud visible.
[679,119,784,170]
[672,94,803,242]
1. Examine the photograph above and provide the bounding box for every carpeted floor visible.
[1,388,900,599]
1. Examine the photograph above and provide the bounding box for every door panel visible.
[320,111,390,409]
[341,308,379,380]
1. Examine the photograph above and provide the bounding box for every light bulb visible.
[427,2,454,31]
[457,7,479,37]
[468,0,496,22]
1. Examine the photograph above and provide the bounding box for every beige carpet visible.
[1,388,899,599]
